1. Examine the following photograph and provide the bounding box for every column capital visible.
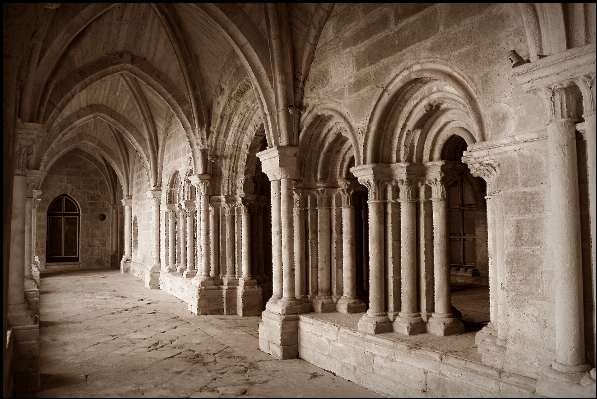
[189,174,210,195]
[166,203,177,212]
[256,146,300,180]
[349,164,391,201]
[461,155,500,196]
[146,189,161,202]
[292,186,307,209]
[425,161,465,200]
[315,186,333,207]
[396,177,422,202]
[183,200,196,211]
[121,196,133,207]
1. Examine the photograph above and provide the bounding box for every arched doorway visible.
[46,195,80,263]
[442,136,489,329]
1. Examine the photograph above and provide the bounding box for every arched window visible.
[47,195,80,263]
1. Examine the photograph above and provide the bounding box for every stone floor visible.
[27,267,489,398]
[28,268,384,398]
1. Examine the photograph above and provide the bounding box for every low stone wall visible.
[298,315,540,397]
[159,272,199,310]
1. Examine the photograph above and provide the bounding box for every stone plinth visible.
[393,313,427,335]
[191,286,223,315]
[312,297,336,313]
[223,284,238,315]
[237,279,263,317]
[258,310,299,359]
[11,323,40,395]
[336,297,366,314]
[358,313,392,334]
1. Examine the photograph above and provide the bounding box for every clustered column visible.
[177,203,187,273]
[312,187,334,312]
[183,200,195,278]
[146,189,162,288]
[293,188,309,306]
[166,204,177,271]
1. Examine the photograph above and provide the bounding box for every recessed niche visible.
[98,213,107,221]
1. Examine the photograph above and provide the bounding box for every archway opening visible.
[442,135,489,330]
[46,195,80,263]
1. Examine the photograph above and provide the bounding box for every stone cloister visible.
[3,3,596,397]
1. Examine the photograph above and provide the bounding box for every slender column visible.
[209,201,220,279]
[351,165,392,334]
[110,203,119,267]
[307,192,319,299]
[269,180,282,302]
[279,178,297,304]
[24,187,33,280]
[330,192,343,302]
[464,157,500,341]
[183,200,196,278]
[32,191,42,279]
[166,205,176,271]
[394,177,426,335]
[293,188,307,299]
[241,203,251,280]
[544,86,589,374]
[313,187,334,312]
[121,196,133,263]
[427,163,464,335]
[336,179,365,313]
[223,198,237,285]
[190,175,211,283]
[385,183,401,319]
[145,190,161,288]
[25,171,42,281]
[177,204,187,273]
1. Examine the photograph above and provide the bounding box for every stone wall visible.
[37,151,112,271]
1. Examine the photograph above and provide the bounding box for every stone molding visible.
[256,146,299,180]
[425,161,465,200]
[16,121,45,174]
[146,189,161,202]
[512,43,595,94]
[189,174,210,195]
[121,196,132,207]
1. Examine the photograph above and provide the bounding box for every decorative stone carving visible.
[462,157,500,196]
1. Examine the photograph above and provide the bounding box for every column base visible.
[297,296,313,313]
[175,265,186,274]
[427,313,464,336]
[144,270,160,289]
[8,303,36,327]
[258,310,299,359]
[237,281,263,317]
[190,285,223,315]
[182,270,197,278]
[336,297,366,314]
[11,322,40,395]
[267,298,302,315]
[358,312,392,334]
[312,296,336,313]
[222,283,238,315]
[120,257,131,273]
[393,313,426,335]
[475,323,506,369]
[191,275,218,287]
[536,364,595,397]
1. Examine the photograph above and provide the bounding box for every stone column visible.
[427,162,464,336]
[269,181,282,304]
[190,175,213,286]
[31,190,42,285]
[146,189,161,288]
[209,199,222,281]
[236,196,262,316]
[385,182,401,320]
[166,204,177,272]
[307,191,319,299]
[223,198,238,284]
[336,179,366,313]
[293,187,311,313]
[463,156,501,349]
[351,165,392,334]
[394,176,426,335]
[543,86,590,377]
[182,200,196,278]
[110,203,119,268]
[177,203,187,274]
[313,187,335,312]
[121,196,133,272]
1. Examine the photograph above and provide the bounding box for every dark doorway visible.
[46,195,80,263]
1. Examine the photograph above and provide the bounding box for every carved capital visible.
[256,146,300,181]
[397,178,420,202]
[425,161,464,200]
[166,204,177,212]
[16,122,45,174]
[462,156,499,196]
[189,174,210,195]
[121,196,133,207]
[293,187,307,209]
[183,200,196,211]
[146,190,162,206]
